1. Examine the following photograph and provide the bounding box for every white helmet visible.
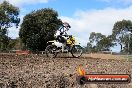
[63,22,71,28]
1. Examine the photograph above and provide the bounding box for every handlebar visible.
[63,35,72,37]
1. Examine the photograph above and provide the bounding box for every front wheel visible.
[45,45,57,58]
[71,45,83,58]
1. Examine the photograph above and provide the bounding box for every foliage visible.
[87,32,115,52]
[0,1,20,51]
[85,42,92,52]
[19,8,62,51]
[0,34,9,51]
[89,32,105,44]
[96,35,115,51]
[121,34,132,54]
[8,38,21,50]
[86,20,132,53]
[112,20,132,52]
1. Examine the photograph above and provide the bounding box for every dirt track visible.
[0,54,132,88]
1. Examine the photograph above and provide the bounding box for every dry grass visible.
[83,53,126,60]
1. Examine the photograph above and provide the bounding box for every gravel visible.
[0,54,132,88]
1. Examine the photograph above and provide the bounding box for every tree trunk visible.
[119,43,123,52]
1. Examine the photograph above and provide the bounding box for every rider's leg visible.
[56,35,61,42]
[61,37,67,52]
[62,44,65,52]
[62,43,68,52]
[57,35,67,52]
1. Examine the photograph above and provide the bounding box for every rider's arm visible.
[55,30,60,37]
[63,32,72,38]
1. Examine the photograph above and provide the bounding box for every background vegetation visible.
[1,1,132,54]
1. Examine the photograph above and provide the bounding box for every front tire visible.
[71,45,83,58]
[45,45,57,58]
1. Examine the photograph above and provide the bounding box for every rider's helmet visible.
[63,22,71,30]
[59,22,71,35]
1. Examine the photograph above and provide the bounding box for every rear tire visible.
[45,45,57,58]
[71,45,83,58]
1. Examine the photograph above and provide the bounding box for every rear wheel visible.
[71,45,83,58]
[45,45,58,58]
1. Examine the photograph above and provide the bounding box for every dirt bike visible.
[45,35,83,58]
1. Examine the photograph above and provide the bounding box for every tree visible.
[121,34,132,54]
[96,35,115,51]
[112,20,132,52]
[89,32,106,45]
[88,32,114,52]
[89,32,106,52]
[0,1,20,51]
[19,8,62,51]
[83,42,92,53]
[8,38,21,50]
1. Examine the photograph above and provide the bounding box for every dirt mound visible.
[0,54,132,88]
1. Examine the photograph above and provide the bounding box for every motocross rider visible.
[55,22,71,52]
